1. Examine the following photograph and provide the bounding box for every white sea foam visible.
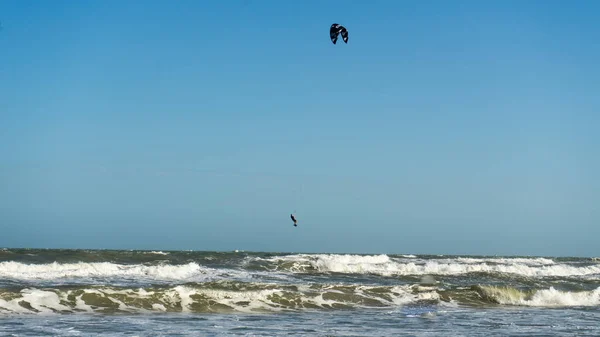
[0,288,72,315]
[265,254,600,278]
[0,261,236,284]
[453,257,556,266]
[146,251,169,255]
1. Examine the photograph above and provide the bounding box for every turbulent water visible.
[1,249,599,336]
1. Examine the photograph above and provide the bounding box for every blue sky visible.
[1,0,598,256]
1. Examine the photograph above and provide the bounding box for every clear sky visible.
[1,0,598,257]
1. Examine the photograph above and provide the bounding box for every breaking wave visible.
[0,261,253,286]
[258,254,600,278]
[1,281,598,315]
[0,282,433,315]
[2,254,599,286]
[475,285,600,307]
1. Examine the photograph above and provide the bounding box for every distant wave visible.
[257,254,600,278]
[145,251,169,255]
[0,261,250,285]
[2,255,599,285]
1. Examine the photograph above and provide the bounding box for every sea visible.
[0,249,599,336]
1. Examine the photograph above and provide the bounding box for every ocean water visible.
[0,249,599,336]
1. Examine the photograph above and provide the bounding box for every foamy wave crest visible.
[0,262,226,284]
[478,285,600,307]
[454,257,555,266]
[145,251,169,255]
[264,254,600,278]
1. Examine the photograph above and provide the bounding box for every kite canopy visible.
[330,23,348,44]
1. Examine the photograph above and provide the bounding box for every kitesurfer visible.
[290,213,297,227]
